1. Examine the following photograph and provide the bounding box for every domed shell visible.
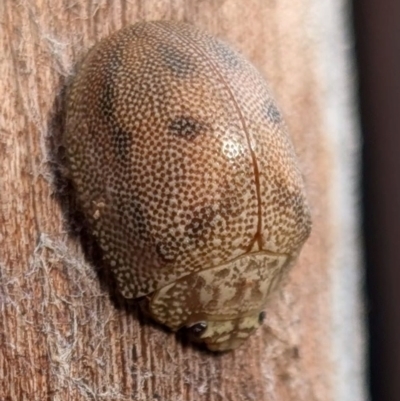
[65,21,311,349]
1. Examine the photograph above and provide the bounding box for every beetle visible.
[65,21,311,351]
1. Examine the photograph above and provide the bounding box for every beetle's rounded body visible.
[65,21,311,351]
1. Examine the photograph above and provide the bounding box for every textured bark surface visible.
[0,1,364,400]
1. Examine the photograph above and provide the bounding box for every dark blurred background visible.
[352,1,400,400]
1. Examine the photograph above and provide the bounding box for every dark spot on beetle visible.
[111,126,132,161]
[99,54,135,161]
[117,198,149,241]
[100,54,123,124]
[101,80,115,122]
[214,41,240,68]
[157,43,196,77]
[168,116,206,141]
[132,202,149,239]
[263,100,282,124]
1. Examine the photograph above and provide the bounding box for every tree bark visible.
[0,1,365,400]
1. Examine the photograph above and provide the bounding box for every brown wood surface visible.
[1,1,337,400]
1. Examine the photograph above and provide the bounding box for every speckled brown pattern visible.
[65,21,311,350]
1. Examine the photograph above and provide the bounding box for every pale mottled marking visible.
[65,21,311,352]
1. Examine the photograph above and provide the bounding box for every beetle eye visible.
[258,311,266,324]
[186,322,208,337]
